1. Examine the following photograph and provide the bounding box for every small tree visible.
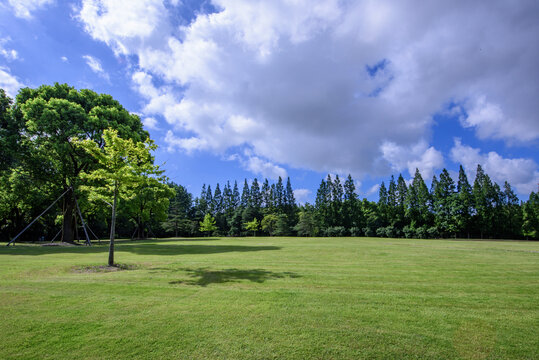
[199,213,217,236]
[261,214,278,236]
[76,128,164,266]
[244,218,260,236]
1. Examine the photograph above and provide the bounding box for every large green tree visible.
[76,128,163,266]
[11,84,147,242]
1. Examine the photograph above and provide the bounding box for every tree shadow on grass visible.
[169,268,301,286]
[0,244,281,256]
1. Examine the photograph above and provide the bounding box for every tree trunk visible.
[108,181,118,266]
[61,190,75,243]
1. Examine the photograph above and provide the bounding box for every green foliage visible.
[261,214,279,236]
[76,128,166,264]
[199,213,217,234]
[244,218,260,236]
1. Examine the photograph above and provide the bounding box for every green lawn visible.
[1,237,537,359]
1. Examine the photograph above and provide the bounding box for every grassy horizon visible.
[1,237,538,359]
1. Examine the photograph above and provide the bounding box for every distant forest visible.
[1,85,538,242]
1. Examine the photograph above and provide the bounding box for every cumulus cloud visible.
[143,117,159,130]
[380,140,444,180]
[8,0,54,19]
[0,38,18,61]
[61,56,68,62]
[77,0,169,56]
[459,96,539,142]
[0,67,24,97]
[243,155,287,181]
[450,139,539,195]
[82,55,109,81]
[293,189,311,205]
[77,0,539,179]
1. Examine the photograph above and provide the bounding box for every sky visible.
[0,0,538,203]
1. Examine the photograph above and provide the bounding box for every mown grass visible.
[0,237,537,359]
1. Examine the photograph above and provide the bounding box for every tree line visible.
[1,84,538,242]
[162,167,538,240]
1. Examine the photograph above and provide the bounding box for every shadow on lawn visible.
[169,268,300,286]
[0,243,281,256]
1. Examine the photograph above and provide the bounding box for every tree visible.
[12,84,147,243]
[199,213,217,235]
[240,179,250,208]
[76,128,162,266]
[294,204,318,236]
[261,214,279,236]
[522,192,539,239]
[244,218,260,236]
[455,165,473,238]
[162,183,193,237]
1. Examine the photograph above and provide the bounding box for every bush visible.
[363,227,375,237]
[415,225,428,239]
[325,226,347,237]
[427,226,439,239]
[403,225,415,239]
[376,227,387,237]
[350,227,363,236]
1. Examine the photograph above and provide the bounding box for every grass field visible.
[0,237,538,359]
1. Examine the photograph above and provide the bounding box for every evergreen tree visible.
[433,169,457,237]
[315,179,329,231]
[378,181,389,227]
[455,165,473,238]
[522,192,539,239]
[231,180,240,209]
[213,183,223,214]
[240,179,250,208]
[502,181,522,238]
[251,178,262,210]
[205,184,213,214]
[473,164,494,238]
[343,174,359,230]
[275,176,284,211]
[261,178,272,211]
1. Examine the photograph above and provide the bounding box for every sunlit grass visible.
[1,237,538,359]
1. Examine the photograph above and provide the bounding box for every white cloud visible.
[77,0,169,56]
[460,95,539,142]
[293,188,311,205]
[77,0,539,180]
[143,117,159,130]
[0,38,18,61]
[244,155,287,181]
[82,55,109,81]
[0,67,24,97]
[61,56,68,62]
[450,139,539,195]
[380,140,444,180]
[8,0,54,19]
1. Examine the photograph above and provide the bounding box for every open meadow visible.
[1,237,538,359]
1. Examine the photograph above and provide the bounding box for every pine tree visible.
[378,181,389,227]
[261,178,272,211]
[231,181,240,209]
[205,184,213,214]
[433,169,457,237]
[275,176,284,211]
[315,179,329,231]
[213,183,223,214]
[240,179,250,208]
[250,178,262,211]
[343,174,359,230]
[455,165,473,238]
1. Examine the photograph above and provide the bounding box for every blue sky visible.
[1,0,538,203]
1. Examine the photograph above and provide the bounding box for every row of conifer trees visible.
[163,165,539,239]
